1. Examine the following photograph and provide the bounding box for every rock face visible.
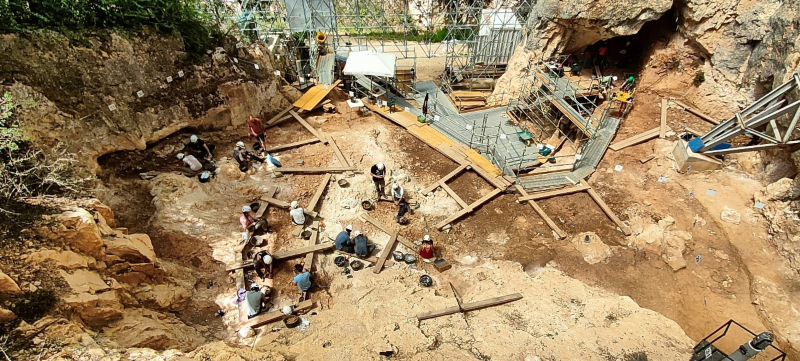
[53,208,105,257]
[104,309,206,351]
[104,233,157,264]
[26,250,95,269]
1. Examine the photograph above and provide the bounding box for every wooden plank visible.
[239,300,314,329]
[289,110,327,143]
[609,127,660,151]
[435,188,502,229]
[467,162,508,189]
[639,154,655,164]
[273,242,332,260]
[672,100,720,125]
[260,197,318,218]
[581,180,632,236]
[517,184,590,202]
[333,250,394,267]
[421,164,468,194]
[263,139,320,153]
[374,230,398,274]
[303,221,320,269]
[266,101,331,129]
[440,181,469,209]
[308,174,332,212]
[359,213,416,250]
[327,136,351,167]
[417,293,523,321]
[266,106,294,126]
[514,185,566,239]
[255,186,278,218]
[660,98,668,139]
[275,167,357,174]
[293,80,341,111]
[518,164,574,177]
[594,65,602,78]
[684,126,704,137]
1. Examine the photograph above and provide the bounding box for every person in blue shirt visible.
[335,224,355,253]
[353,230,375,258]
[292,264,312,293]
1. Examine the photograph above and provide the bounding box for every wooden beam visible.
[274,242,332,260]
[417,293,523,321]
[327,136,351,167]
[609,127,661,151]
[684,127,704,137]
[308,174,332,212]
[468,163,509,189]
[514,185,566,239]
[374,230,398,274]
[303,221,320,270]
[333,250,394,267]
[239,300,314,329]
[421,164,468,195]
[359,213,416,250]
[263,138,320,153]
[260,197,318,218]
[435,188,502,230]
[255,187,278,218]
[672,100,720,125]
[266,101,331,129]
[581,180,632,236]
[439,181,469,209]
[265,106,294,126]
[659,98,668,139]
[275,167,357,174]
[517,184,590,202]
[289,110,328,143]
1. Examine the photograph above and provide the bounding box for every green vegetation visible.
[694,70,706,86]
[359,27,473,43]
[0,0,217,56]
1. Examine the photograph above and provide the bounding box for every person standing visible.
[370,162,386,198]
[247,116,267,151]
[292,264,312,293]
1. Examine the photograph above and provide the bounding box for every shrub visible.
[694,70,706,86]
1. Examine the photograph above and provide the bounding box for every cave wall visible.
[0,30,300,175]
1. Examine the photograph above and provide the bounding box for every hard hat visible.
[290,201,298,209]
[423,235,430,241]
[176,153,185,160]
[376,162,384,170]
[345,224,353,231]
[235,141,245,148]
[190,135,198,143]
[262,254,272,265]
[354,230,362,237]
[282,305,293,315]
[242,205,251,213]
[612,76,618,81]
[392,183,399,189]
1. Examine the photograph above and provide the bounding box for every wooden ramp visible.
[293,80,341,111]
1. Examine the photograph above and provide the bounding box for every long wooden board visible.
[255,187,278,218]
[266,101,332,129]
[609,127,660,151]
[359,213,416,250]
[239,300,314,329]
[435,188,502,229]
[275,167,357,174]
[263,139,320,153]
[289,110,327,143]
[266,106,294,126]
[421,164,468,195]
[515,185,566,239]
[327,136,351,167]
[440,181,468,209]
[416,293,523,321]
[308,174,332,212]
[225,242,333,272]
[303,221,320,270]
[581,180,632,236]
[373,230,398,274]
[517,184,590,202]
[659,98,668,139]
[672,100,720,125]
[260,197,318,218]
[293,80,341,111]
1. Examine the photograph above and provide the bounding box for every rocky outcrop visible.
[571,232,612,264]
[0,269,22,294]
[26,250,95,269]
[104,309,206,351]
[50,208,105,258]
[627,216,691,271]
[104,233,157,264]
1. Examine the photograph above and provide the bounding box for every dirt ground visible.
[93,48,791,357]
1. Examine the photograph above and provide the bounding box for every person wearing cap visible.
[289,201,306,226]
[370,162,386,198]
[177,153,203,176]
[292,264,312,294]
[600,75,617,91]
[353,230,375,258]
[391,182,405,205]
[247,115,266,150]
[335,225,355,253]
[419,235,435,263]
[252,250,273,280]
[233,141,264,172]
[240,205,268,236]
[187,135,215,159]
[245,283,271,318]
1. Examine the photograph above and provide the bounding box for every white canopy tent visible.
[343,51,397,78]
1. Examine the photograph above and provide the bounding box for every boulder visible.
[59,269,109,294]
[104,309,206,351]
[0,269,22,294]
[26,250,94,269]
[757,178,799,202]
[88,199,116,228]
[662,231,690,271]
[571,232,612,265]
[57,208,105,257]
[104,233,157,263]
[0,307,16,323]
[63,291,124,327]
[134,284,192,311]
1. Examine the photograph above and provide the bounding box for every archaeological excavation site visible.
[1,0,800,360]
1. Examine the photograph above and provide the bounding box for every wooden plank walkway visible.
[293,80,341,111]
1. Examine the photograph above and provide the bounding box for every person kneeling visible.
[419,235,435,263]
[335,225,355,253]
[245,284,271,319]
[354,230,376,258]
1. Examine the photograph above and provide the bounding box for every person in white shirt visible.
[177,153,202,175]
[289,201,306,226]
[391,183,404,205]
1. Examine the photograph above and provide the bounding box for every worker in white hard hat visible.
[599,75,618,91]
[252,249,274,280]
[187,134,215,159]
[245,282,271,319]
[334,224,355,253]
[289,200,306,226]
[176,152,203,176]
[353,230,375,258]
[419,235,435,263]
[232,140,265,172]
[370,162,387,198]
[391,182,405,205]
[240,204,268,239]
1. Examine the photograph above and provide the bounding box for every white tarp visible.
[342,51,396,78]
[479,8,522,36]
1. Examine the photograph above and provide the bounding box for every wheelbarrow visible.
[517,130,534,146]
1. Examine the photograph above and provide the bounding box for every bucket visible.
[337,179,349,188]
[361,200,374,210]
